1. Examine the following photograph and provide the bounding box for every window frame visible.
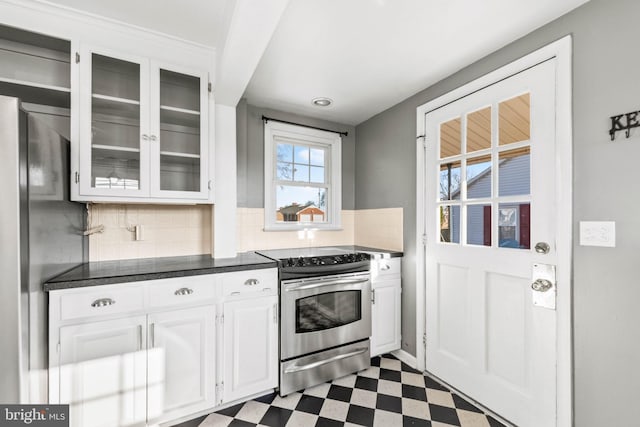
[264,121,342,231]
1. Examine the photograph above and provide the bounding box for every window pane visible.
[310,166,325,183]
[440,117,461,158]
[294,145,309,164]
[467,204,491,246]
[467,106,491,153]
[310,148,325,166]
[498,203,530,249]
[276,161,293,181]
[499,147,530,196]
[277,143,293,162]
[467,155,491,199]
[439,161,461,201]
[499,93,530,146]
[440,205,460,243]
[293,164,309,182]
[276,185,327,223]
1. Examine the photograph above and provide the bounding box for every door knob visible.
[534,242,550,254]
[531,278,553,292]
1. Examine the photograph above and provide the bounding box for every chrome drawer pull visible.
[284,348,368,374]
[91,298,115,308]
[174,287,194,296]
[380,264,391,271]
[230,291,241,296]
[244,279,259,286]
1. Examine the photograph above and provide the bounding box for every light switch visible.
[579,221,615,247]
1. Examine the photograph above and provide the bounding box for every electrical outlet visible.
[579,221,615,247]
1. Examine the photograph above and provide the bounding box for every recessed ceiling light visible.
[311,97,332,107]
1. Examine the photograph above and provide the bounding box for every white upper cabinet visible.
[76,45,211,203]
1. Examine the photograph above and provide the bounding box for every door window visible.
[437,93,532,249]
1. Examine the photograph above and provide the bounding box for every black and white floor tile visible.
[197,354,507,427]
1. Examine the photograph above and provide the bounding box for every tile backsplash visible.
[88,204,212,261]
[88,205,402,261]
[237,207,403,253]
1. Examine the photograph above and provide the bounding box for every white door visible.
[424,60,557,427]
[58,316,147,427]
[147,305,216,424]
[223,296,279,402]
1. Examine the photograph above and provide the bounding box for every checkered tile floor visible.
[198,354,506,427]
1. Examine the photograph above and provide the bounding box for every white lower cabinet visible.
[370,257,402,357]
[147,305,216,424]
[222,295,279,403]
[59,316,147,427]
[50,268,278,426]
[371,280,401,357]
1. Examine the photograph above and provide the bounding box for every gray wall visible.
[354,0,640,425]
[237,100,356,209]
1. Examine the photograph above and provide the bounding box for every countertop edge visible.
[44,261,278,292]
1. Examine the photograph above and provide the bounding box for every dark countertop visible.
[336,245,403,258]
[44,252,277,291]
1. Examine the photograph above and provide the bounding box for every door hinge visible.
[220,314,224,325]
[74,171,79,184]
[75,52,80,64]
[422,234,427,246]
[57,342,61,354]
[423,333,427,348]
[208,82,212,93]
[208,180,212,191]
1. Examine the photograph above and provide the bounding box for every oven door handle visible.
[284,277,369,292]
[284,347,369,374]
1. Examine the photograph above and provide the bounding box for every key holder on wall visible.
[609,110,640,140]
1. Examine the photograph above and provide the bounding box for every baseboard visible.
[391,349,418,370]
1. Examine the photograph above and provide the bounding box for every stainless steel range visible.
[255,247,372,396]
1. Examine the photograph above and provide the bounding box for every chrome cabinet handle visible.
[150,135,157,141]
[244,279,259,286]
[141,134,149,141]
[380,264,391,271]
[535,242,551,254]
[91,298,115,308]
[174,287,194,296]
[273,302,278,324]
[230,291,241,296]
[138,325,143,350]
[150,323,155,348]
[531,278,553,292]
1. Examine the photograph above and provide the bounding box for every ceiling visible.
[42,0,589,125]
[244,0,589,125]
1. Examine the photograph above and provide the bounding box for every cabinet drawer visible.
[59,285,145,321]
[220,268,277,297]
[371,258,401,281]
[148,275,217,308]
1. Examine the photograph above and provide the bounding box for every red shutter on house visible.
[519,203,531,249]
[483,205,491,246]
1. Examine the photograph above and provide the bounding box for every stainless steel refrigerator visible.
[0,95,86,403]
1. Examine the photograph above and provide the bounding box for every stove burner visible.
[283,253,369,268]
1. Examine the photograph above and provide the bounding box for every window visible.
[264,121,342,230]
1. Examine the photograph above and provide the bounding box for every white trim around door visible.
[415,35,572,427]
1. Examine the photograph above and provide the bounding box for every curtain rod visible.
[262,115,348,137]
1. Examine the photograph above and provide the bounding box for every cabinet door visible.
[149,62,209,200]
[371,281,401,357]
[58,316,147,427]
[223,295,278,402]
[79,45,150,198]
[147,305,216,424]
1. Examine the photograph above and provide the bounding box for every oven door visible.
[281,272,371,360]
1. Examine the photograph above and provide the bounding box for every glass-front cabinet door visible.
[78,46,210,202]
[79,47,150,198]
[150,64,208,199]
